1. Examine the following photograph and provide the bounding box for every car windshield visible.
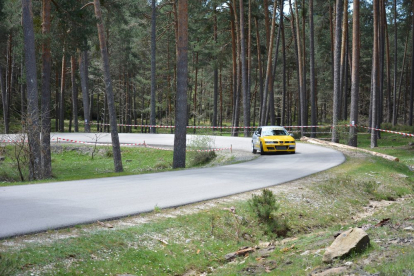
[262,129,288,136]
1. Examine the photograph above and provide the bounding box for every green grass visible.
[0,149,413,275]
[0,144,225,186]
[0,125,413,275]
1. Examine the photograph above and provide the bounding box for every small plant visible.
[3,134,31,181]
[362,180,379,195]
[0,255,18,275]
[187,135,217,166]
[154,204,161,213]
[248,189,289,237]
[87,133,105,160]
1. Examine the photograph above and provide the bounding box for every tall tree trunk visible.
[261,2,277,126]
[230,4,238,133]
[289,0,301,127]
[94,0,123,172]
[269,0,282,125]
[309,0,316,137]
[395,32,410,124]
[0,65,8,133]
[239,0,250,136]
[150,0,156,133]
[79,49,91,133]
[294,0,305,134]
[247,0,252,125]
[212,6,218,128]
[173,0,188,169]
[329,4,334,87]
[371,0,379,148]
[22,0,42,180]
[349,0,360,147]
[6,34,12,130]
[71,56,78,132]
[343,33,349,121]
[41,0,52,178]
[409,2,414,126]
[385,16,392,123]
[59,50,66,132]
[231,0,241,136]
[255,17,264,125]
[378,0,386,130]
[339,0,348,121]
[263,0,271,48]
[281,4,286,126]
[20,60,26,120]
[332,0,344,143]
[392,0,397,126]
[301,0,307,126]
[193,49,199,133]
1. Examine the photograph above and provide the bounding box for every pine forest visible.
[0,0,414,177]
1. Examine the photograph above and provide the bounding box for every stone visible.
[256,246,276,258]
[311,267,347,276]
[322,228,370,263]
[403,226,414,232]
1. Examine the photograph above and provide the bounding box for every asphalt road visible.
[0,133,345,239]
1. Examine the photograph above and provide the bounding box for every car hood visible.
[260,135,295,141]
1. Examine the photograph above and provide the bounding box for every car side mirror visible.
[289,133,294,137]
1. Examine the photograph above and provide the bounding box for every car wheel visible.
[260,142,265,155]
[291,151,296,154]
[252,142,257,154]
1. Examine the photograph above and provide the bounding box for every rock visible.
[256,246,276,258]
[182,270,198,276]
[225,247,255,261]
[322,228,370,263]
[300,250,310,256]
[311,266,347,276]
[403,226,414,232]
[0,156,5,161]
[258,242,272,248]
[241,260,277,275]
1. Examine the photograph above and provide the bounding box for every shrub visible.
[248,189,289,237]
[187,135,217,166]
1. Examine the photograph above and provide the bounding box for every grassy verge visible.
[0,138,222,186]
[0,145,413,275]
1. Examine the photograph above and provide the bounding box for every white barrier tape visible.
[52,137,145,147]
[0,139,26,143]
[356,125,414,137]
[145,144,231,152]
[91,123,257,129]
[91,122,336,129]
[51,137,231,152]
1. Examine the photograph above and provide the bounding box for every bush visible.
[248,189,289,237]
[187,135,217,166]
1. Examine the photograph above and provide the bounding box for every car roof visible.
[258,126,286,129]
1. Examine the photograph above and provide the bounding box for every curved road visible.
[0,133,345,239]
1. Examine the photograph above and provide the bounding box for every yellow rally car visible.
[252,126,296,155]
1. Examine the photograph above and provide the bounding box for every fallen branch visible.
[300,137,399,162]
